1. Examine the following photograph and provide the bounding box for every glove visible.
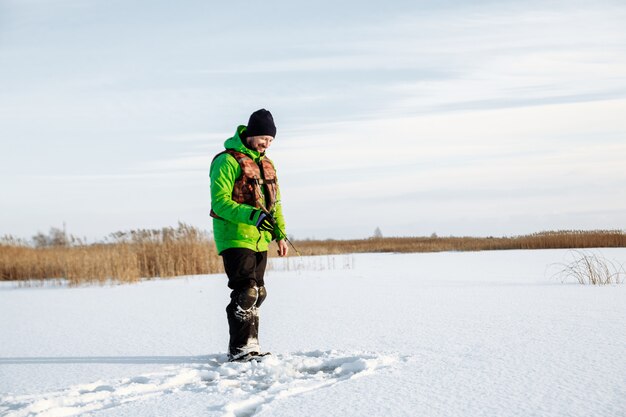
[255,211,275,232]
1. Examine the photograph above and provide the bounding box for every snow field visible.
[1,351,398,417]
[1,249,625,417]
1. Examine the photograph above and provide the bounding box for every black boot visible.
[226,294,260,361]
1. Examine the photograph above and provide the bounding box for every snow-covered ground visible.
[1,249,625,417]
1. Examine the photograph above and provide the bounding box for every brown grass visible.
[1,228,624,284]
[553,249,626,285]
[0,223,222,285]
[290,230,626,255]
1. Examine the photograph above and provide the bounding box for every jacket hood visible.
[224,125,263,160]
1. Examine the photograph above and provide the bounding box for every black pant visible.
[222,247,268,290]
[221,248,268,356]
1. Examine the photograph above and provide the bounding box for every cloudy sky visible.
[1,0,625,241]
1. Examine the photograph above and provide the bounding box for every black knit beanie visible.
[245,109,276,138]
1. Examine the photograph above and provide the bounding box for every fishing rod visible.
[254,181,301,257]
[257,201,301,257]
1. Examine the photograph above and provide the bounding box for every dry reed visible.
[1,228,625,284]
[0,223,222,285]
[553,250,626,285]
[290,230,626,255]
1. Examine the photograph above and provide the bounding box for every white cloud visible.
[2,1,626,238]
[274,97,626,236]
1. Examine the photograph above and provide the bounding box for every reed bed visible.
[1,228,624,284]
[291,230,626,255]
[0,223,221,285]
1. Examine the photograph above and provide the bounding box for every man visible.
[209,109,288,362]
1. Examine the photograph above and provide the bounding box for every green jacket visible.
[210,126,287,254]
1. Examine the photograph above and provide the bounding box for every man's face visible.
[247,135,274,153]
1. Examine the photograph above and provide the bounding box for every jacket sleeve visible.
[210,153,260,225]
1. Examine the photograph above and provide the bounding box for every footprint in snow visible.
[0,350,398,417]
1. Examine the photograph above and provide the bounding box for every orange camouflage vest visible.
[210,150,278,220]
